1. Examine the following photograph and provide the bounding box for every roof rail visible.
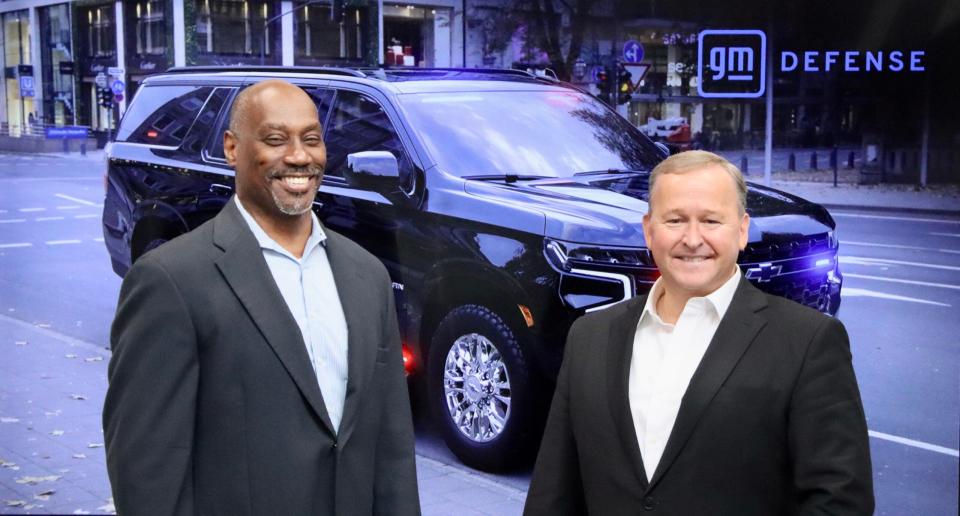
[375,67,537,78]
[163,66,367,78]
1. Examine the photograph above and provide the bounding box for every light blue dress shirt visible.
[235,197,349,432]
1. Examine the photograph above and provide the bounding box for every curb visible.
[821,203,960,218]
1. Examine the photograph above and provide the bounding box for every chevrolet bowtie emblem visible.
[745,262,783,282]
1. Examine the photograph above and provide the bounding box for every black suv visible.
[103,66,842,471]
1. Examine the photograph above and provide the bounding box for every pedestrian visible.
[524,150,873,515]
[103,79,420,515]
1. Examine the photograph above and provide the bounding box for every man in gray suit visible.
[103,80,420,515]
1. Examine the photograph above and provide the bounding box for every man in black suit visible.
[103,80,420,515]
[525,150,873,515]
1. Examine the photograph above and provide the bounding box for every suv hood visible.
[463,173,835,247]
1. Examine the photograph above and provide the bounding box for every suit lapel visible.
[322,231,377,449]
[606,296,650,490]
[212,198,337,437]
[646,278,768,491]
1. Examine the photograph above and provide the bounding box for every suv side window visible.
[207,86,333,162]
[323,90,412,186]
[118,85,214,146]
[181,87,233,157]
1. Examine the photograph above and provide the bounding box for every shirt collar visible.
[234,195,327,261]
[640,267,742,325]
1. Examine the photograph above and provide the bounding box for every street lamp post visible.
[259,0,329,65]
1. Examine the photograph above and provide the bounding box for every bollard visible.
[810,151,818,170]
[832,147,839,187]
[788,153,796,171]
[63,139,70,154]
[740,155,749,175]
[847,151,855,169]
[80,143,87,156]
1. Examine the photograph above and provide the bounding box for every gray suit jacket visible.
[104,198,420,515]
[525,278,873,516]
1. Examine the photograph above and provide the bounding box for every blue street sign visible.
[19,76,35,98]
[45,126,89,139]
[111,79,125,95]
[622,40,645,64]
[590,65,604,83]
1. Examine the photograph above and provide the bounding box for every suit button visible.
[643,496,656,511]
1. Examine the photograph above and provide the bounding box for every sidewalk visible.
[0,314,527,515]
[771,180,960,215]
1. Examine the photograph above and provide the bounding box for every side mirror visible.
[345,151,400,192]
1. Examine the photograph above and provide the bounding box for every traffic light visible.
[596,67,610,104]
[97,87,114,109]
[617,66,633,105]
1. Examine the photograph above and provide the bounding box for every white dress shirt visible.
[235,197,349,432]
[628,268,741,481]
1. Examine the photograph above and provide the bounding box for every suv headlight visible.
[544,238,653,271]
[544,239,658,312]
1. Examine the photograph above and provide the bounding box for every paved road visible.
[0,152,957,514]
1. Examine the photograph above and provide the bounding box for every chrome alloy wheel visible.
[442,333,512,443]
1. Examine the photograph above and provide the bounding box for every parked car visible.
[103,66,842,471]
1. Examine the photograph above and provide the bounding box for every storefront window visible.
[134,1,167,56]
[75,2,118,131]
[382,4,449,67]
[294,4,368,64]
[81,4,116,58]
[196,0,278,63]
[40,3,76,126]
[3,10,35,137]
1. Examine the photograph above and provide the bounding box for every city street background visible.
[1,151,958,515]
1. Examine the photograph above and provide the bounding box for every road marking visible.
[869,430,960,458]
[0,219,26,224]
[94,237,104,242]
[19,207,45,212]
[73,214,100,219]
[844,273,960,290]
[931,232,960,238]
[833,212,960,224]
[840,255,960,272]
[56,205,83,211]
[841,287,950,307]
[45,239,82,245]
[36,216,65,222]
[841,240,960,255]
[0,243,32,249]
[55,193,102,207]
[0,176,102,182]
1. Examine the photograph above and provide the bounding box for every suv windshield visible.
[397,89,663,178]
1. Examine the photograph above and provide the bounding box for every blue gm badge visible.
[698,30,766,98]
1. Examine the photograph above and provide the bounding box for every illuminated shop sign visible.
[698,29,926,98]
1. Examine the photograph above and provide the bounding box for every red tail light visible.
[401,344,414,376]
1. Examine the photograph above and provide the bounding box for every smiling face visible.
[224,80,326,223]
[643,164,750,302]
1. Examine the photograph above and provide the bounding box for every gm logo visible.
[745,262,782,283]
[698,30,766,98]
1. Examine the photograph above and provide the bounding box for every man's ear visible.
[739,213,751,250]
[223,130,238,167]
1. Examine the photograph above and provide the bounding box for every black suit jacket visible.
[525,279,873,516]
[103,198,420,515]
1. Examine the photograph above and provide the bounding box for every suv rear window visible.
[118,85,214,146]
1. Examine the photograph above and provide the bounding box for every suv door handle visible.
[209,183,233,195]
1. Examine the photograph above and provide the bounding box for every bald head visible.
[228,80,314,137]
